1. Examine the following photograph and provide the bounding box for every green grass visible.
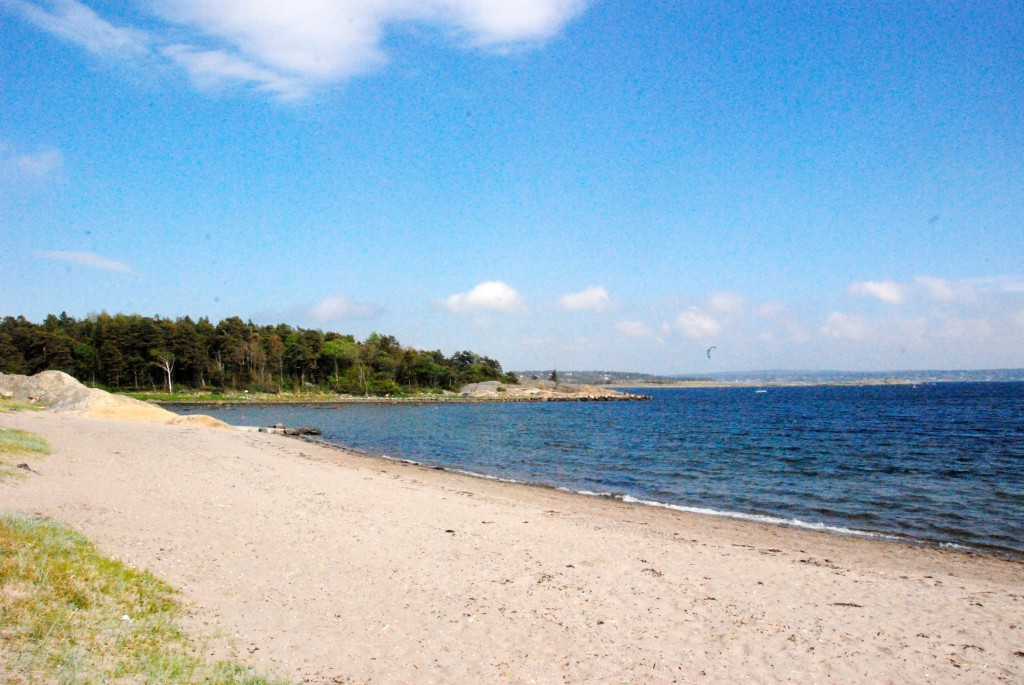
[0,513,291,684]
[0,427,51,480]
[122,391,230,403]
[0,398,42,414]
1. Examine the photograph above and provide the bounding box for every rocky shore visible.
[457,379,650,401]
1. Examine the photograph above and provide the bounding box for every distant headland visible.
[516,368,1024,388]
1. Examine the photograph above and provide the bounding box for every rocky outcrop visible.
[459,379,648,401]
[1,370,91,406]
[0,371,229,426]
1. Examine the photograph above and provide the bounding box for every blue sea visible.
[172,382,1024,558]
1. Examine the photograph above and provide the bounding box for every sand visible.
[1,411,1021,684]
[0,370,231,426]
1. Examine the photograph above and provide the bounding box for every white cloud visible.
[442,280,527,314]
[558,285,613,312]
[707,291,747,314]
[308,294,379,323]
[0,143,63,181]
[35,250,133,273]
[930,315,994,341]
[8,0,149,55]
[819,312,870,341]
[9,0,589,100]
[914,275,957,302]
[849,279,907,305]
[614,320,653,338]
[967,275,1024,293]
[162,44,309,99]
[432,0,590,46]
[151,0,387,82]
[675,308,721,340]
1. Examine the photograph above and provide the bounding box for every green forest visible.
[0,313,515,396]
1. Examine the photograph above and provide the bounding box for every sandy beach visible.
[1,410,1021,684]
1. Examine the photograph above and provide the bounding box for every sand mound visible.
[0,370,228,427]
[167,414,231,428]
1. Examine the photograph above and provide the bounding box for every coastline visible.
[159,392,651,407]
[149,377,1017,405]
[303,434,1023,562]
[2,411,1021,683]
[147,380,910,404]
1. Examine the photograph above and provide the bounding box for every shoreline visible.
[302,430,1023,569]
[150,377,1022,406]
[159,391,652,407]
[304,434,1024,563]
[145,379,914,405]
[2,411,1021,683]
[610,378,1007,389]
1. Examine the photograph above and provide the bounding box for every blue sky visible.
[2,1,1022,373]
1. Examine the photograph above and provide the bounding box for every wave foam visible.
[615,494,904,541]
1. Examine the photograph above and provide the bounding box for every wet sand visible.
[2,411,1021,683]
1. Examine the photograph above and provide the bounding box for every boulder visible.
[1,370,87,405]
[460,381,506,396]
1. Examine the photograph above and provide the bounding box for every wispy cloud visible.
[849,279,907,305]
[0,143,63,181]
[150,1,389,82]
[614,320,652,338]
[753,300,788,318]
[675,307,721,340]
[36,250,133,273]
[7,0,590,100]
[914,275,958,302]
[308,294,380,323]
[819,312,871,341]
[442,280,527,314]
[558,285,613,312]
[966,275,1024,293]
[614,319,667,346]
[6,0,149,55]
[849,274,1024,308]
[162,44,310,100]
[707,291,747,314]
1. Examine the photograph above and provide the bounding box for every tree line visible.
[0,313,515,395]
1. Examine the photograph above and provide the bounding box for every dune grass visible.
[0,427,50,480]
[0,513,290,684]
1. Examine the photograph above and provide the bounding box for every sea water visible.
[171,382,1023,558]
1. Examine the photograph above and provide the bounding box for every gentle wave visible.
[318,433,1002,557]
[615,494,906,541]
[172,382,1024,559]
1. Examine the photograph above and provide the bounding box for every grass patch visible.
[0,428,50,456]
[0,428,51,480]
[0,398,42,414]
[124,390,424,404]
[122,391,229,403]
[0,513,290,684]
